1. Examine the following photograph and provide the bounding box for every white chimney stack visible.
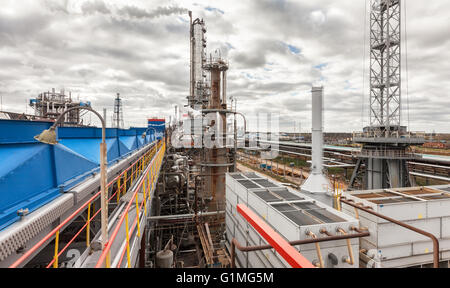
[301,87,332,194]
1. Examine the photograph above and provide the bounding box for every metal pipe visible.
[307,231,324,268]
[319,228,333,237]
[337,228,354,265]
[147,211,225,221]
[341,197,440,268]
[189,11,194,103]
[230,231,369,268]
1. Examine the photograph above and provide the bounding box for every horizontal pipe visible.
[233,231,369,253]
[230,231,369,268]
[147,211,225,221]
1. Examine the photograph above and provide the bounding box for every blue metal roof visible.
[0,119,157,230]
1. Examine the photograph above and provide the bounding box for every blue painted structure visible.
[0,119,156,230]
[147,118,166,139]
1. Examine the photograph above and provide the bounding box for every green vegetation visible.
[237,161,300,187]
[327,167,345,175]
[272,156,309,168]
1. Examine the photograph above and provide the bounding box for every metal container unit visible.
[341,185,450,268]
[225,172,359,268]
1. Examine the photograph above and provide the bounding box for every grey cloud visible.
[81,0,111,15]
[0,0,448,132]
[118,5,188,19]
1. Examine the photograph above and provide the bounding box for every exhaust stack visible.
[301,87,331,194]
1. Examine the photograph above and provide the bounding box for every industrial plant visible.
[0,0,449,272]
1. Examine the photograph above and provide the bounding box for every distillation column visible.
[203,58,229,212]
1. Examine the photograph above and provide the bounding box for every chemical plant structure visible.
[0,2,449,270]
[29,88,92,126]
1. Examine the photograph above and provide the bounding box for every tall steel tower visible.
[188,12,210,110]
[350,0,424,190]
[113,93,124,129]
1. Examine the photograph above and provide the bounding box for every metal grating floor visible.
[238,180,260,189]
[243,172,262,179]
[271,188,303,201]
[272,203,298,212]
[305,208,345,224]
[283,211,320,226]
[253,179,279,188]
[293,202,320,210]
[254,191,282,203]
[231,174,246,180]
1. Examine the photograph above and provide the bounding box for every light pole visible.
[34,106,110,266]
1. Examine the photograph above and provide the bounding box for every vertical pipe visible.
[338,228,355,265]
[311,87,324,175]
[100,141,109,267]
[222,70,227,107]
[103,108,107,128]
[189,11,195,106]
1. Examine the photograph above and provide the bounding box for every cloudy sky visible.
[0,0,449,132]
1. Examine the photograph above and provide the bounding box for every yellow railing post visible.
[86,203,91,247]
[125,213,131,268]
[53,230,59,268]
[106,251,111,268]
[143,177,147,217]
[147,173,150,196]
[117,177,121,203]
[124,170,127,194]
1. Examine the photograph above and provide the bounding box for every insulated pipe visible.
[222,70,227,106]
[230,231,370,268]
[306,231,324,268]
[147,211,225,221]
[311,87,324,175]
[341,197,440,268]
[337,228,354,265]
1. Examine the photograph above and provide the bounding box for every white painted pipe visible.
[311,87,324,175]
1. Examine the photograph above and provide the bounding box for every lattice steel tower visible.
[113,93,124,129]
[350,0,424,190]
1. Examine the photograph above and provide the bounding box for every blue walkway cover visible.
[0,120,156,230]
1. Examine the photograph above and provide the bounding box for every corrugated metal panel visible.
[0,119,154,230]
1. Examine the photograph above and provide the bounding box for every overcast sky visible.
[0,0,448,132]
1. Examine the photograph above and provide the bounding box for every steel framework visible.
[113,93,124,129]
[369,0,401,137]
[350,0,424,190]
